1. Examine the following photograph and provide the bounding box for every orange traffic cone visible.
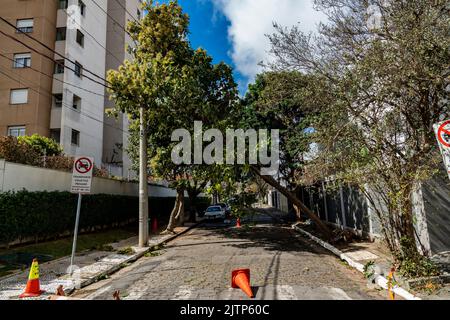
[236,217,241,228]
[232,269,254,298]
[19,259,45,298]
[387,267,396,300]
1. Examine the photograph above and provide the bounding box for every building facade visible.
[102,0,141,178]
[0,0,140,173]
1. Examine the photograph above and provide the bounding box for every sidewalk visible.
[0,223,198,300]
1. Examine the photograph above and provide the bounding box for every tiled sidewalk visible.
[0,224,197,300]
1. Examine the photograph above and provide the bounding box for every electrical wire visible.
[0,65,130,136]
[0,16,110,86]
[0,30,112,89]
[0,52,105,97]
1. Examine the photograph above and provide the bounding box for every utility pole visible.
[139,106,149,247]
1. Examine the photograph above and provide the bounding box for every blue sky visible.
[157,0,326,95]
[173,1,241,86]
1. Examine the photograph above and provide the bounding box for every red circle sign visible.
[438,121,450,148]
[75,157,93,174]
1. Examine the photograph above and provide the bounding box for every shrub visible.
[17,134,62,156]
[0,136,40,166]
[0,191,193,247]
[0,136,108,178]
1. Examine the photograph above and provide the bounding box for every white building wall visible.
[57,0,108,166]
[102,0,141,178]
[0,159,177,197]
[122,0,142,179]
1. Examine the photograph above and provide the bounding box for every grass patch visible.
[144,244,166,257]
[117,247,134,255]
[338,259,351,268]
[144,251,161,257]
[363,261,376,279]
[97,274,109,281]
[416,281,442,295]
[91,244,115,252]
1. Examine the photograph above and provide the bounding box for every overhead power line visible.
[0,53,104,97]
[90,0,137,44]
[62,8,124,66]
[0,65,130,136]
[0,16,110,86]
[0,30,111,89]
[112,0,140,23]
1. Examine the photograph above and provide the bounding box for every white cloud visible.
[210,0,326,89]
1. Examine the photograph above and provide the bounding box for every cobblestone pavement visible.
[71,218,387,300]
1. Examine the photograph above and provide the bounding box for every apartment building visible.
[0,0,141,174]
[103,0,141,178]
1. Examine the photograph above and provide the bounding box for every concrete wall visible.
[421,168,450,254]
[267,189,289,213]
[0,159,177,197]
[302,182,383,240]
[300,177,450,256]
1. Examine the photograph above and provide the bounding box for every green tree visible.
[267,0,449,274]
[107,1,238,234]
[237,72,333,237]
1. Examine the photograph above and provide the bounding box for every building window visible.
[79,0,86,16]
[71,129,80,146]
[10,88,28,104]
[50,129,61,143]
[58,0,68,10]
[16,19,33,33]
[13,53,31,68]
[54,60,65,74]
[74,61,82,78]
[76,30,84,47]
[137,9,141,19]
[54,94,63,108]
[56,27,66,41]
[8,126,26,137]
[73,95,81,110]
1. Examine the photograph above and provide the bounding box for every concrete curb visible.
[292,223,421,301]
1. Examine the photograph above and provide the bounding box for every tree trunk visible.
[164,188,183,234]
[397,188,421,261]
[293,204,302,221]
[251,166,332,239]
[175,192,185,225]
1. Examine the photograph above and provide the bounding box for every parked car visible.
[204,205,226,221]
[216,202,231,217]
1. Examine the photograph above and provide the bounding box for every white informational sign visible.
[70,156,94,194]
[433,120,450,181]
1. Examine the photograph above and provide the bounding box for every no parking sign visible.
[434,121,450,180]
[71,156,94,194]
[69,156,94,274]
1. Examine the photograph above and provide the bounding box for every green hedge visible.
[0,190,210,246]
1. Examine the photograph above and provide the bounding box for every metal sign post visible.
[69,193,82,274]
[434,121,450,181]
[69,156,94,274]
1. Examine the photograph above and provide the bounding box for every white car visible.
[204,205,226,220]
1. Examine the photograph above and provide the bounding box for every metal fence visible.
[299,169,450,255]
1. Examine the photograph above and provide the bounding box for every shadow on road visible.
[200,222,334,257]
